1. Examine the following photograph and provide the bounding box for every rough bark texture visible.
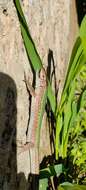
[0,0,78,189]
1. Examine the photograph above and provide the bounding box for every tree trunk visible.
[0,0,78,189]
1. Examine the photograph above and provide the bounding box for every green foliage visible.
[14,0,56,114]
[56,16,86,161]
[58,182,86,190]
[68,66,86,179]
[39,164,65,190]
[40,164,64,179]
[39,178,48,190]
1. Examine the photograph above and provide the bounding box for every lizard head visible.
[39,67,46,80]
[36,68,47,88]
[39,68,47,87]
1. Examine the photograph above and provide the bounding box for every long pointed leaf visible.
[14,0,56,114]
[14,0,42,71]
[80,15,86,57]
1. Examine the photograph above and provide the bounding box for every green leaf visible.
[59,42,83,113]
[39,164,64,179]
[80,15,86,57]
[63,37,81,91]
[69,101,78,129]
[47,81,56,114]
[14,0,42,71]
[58,182,86,190]
[79,89,86,108]
[56,113,63,159]
[58,186,64,190]
[73,54,85,80]
[39,164,65,189]
[39,178,48,190]
[63,44,83,94]
[62,81,76,158]
[14,0,56,114]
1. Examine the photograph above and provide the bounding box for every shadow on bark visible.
[17,172,39,190]
[0,72,39,190]
[0,72,17,189]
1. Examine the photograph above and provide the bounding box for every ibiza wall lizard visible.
[25,67,47,149]
[18,67,47,174]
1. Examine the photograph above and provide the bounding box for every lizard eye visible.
[42,74,45,78]
[41,73,45,80]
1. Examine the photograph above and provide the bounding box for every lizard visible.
[18,67,47,154]
[18,67,47,175]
